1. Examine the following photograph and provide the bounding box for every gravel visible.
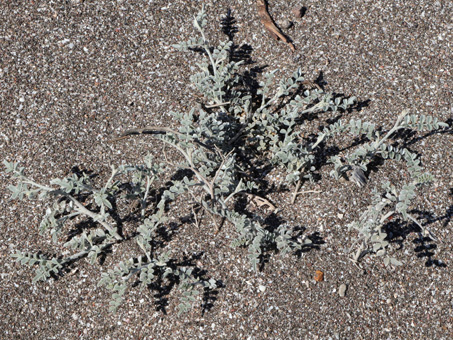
[1,1,452,339]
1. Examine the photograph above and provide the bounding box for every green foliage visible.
[346,177,436,266]
[11,251,64,283]
[327,110,448,186]
[4,7,449,315]
[5,158,217,313]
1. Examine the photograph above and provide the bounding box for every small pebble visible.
[277,19,292,29]
[314,270,324,282]
[339,284,347,297]
[292,6,305,19]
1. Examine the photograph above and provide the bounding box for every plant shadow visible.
[128,252,222,315]
[383,211,447,268]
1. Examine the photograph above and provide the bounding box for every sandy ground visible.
[1,1,452,339]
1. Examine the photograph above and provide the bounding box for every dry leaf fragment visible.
[314,270,324,282]
[256,0,295,52]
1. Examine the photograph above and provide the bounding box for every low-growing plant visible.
[321,110,447,265]
[5,159,216,314]
[325,109,448,186]
[5,7,449,314]
[346,179,439,266]
[173,7,358,204]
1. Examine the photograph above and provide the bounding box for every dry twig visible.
[110,126,182,142]
[256,0,295,52]
[244,192,277,212]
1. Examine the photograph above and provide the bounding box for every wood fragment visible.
[110,126,214,151]
[245,192,276,212]
[110,126,182,142]
[301,80,322,91]
[256,0,295,52]
[204,101,231,108]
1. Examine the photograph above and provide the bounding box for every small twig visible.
[291,179,322,204]
[110,126,182,142]
[295,190,322,195]
[205,101,231,109]
[162,145,175,167]
[111,125,214,152]
[301,80,322,91]
[191,205,202,229]
[256,0,295,52]
[245,192,276,212]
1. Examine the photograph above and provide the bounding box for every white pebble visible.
[339,283,347,297]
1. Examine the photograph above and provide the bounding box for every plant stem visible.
[373,109,409,150]
[69,197,122,240]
